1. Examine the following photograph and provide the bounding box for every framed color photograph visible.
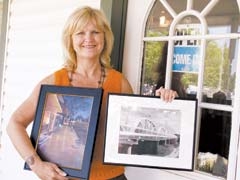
[104,93,197,171]
[24,85,103,179]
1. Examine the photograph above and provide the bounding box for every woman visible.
[7,6,177,180]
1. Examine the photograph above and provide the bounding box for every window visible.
[123,0,240,179]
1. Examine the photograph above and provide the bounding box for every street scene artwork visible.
[37,92,93,170]
[26,85,103,179]
[104,94,197,171]
[118,106,181,158]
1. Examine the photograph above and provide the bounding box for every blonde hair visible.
[62,6,114,71]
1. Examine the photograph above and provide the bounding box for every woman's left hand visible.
[155,86,178,102]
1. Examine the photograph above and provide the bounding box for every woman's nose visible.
[85,32,93,39]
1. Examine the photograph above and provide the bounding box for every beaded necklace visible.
[97,64,106,88]
[69,64,106,88]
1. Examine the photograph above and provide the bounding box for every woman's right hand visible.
[30,158,69,180]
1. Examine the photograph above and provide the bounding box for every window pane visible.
[166,0,188,14]
[178,15,200,26]
[145,0,173,37]
[141,40,198,98]
[193,0,211,12]
[205,0,239,31]
[141,41,165,95]
[202,37,237,105]
[198,108,231,178]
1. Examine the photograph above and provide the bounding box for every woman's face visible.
[72,20,104,61]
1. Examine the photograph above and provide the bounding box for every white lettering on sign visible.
[173,54,191,64]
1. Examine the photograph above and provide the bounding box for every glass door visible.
[123,0,240,179]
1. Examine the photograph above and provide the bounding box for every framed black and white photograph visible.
[104,93,197,171]
[24,85,103,179]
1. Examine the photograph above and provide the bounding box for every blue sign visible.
[172,46,200,73]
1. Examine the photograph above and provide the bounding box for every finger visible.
[55,168,67,177]
[155,86,163,96]
[164,91,171,102]
[168,92,174,102]
[159,89,166,100]
[169,90,177,101]
[162,90,175,102]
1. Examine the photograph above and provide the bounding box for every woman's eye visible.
[92,31,100,34]
[76,32,84,35]
[74,30,101,36]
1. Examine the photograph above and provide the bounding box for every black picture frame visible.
[24,85,103,179]
[104,93,197,171]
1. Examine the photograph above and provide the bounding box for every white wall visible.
[0,0,100,179]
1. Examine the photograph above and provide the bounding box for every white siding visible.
[0,0,100,179]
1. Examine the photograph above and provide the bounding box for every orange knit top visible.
[54,68,125,180]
